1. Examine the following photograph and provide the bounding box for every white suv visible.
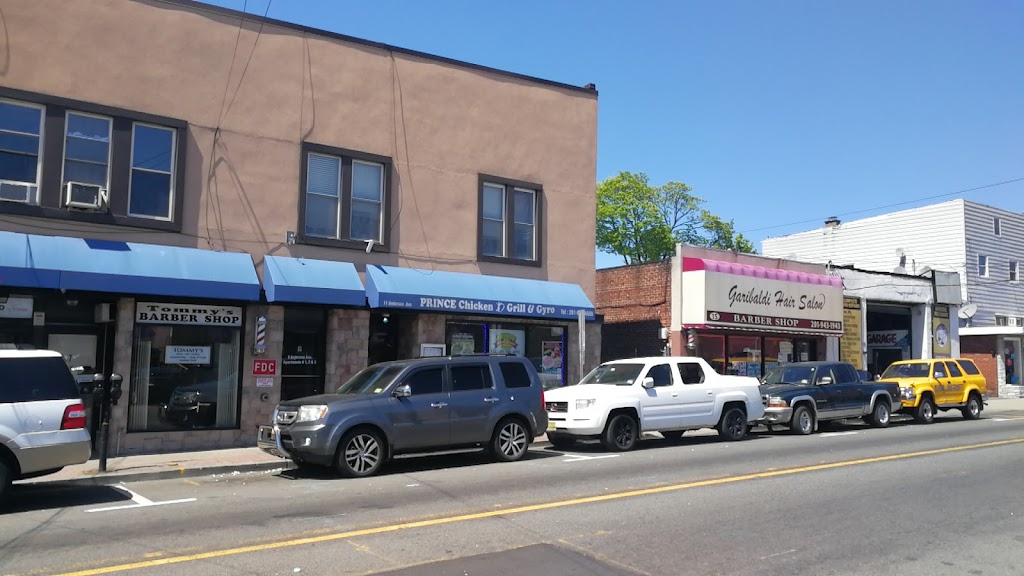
[0,350,92,505]
[544,356,764,451]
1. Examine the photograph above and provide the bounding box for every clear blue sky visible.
[200,0,1024,268]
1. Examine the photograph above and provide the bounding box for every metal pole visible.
[98,322,111,473]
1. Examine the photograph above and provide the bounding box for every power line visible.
[742,176,1024,235]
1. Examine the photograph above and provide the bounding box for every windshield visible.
[578,363,644,386]
[337,364,404,395]
[881,363,930,379]
[761,365,817,385]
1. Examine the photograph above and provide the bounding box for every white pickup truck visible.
[544,356,765,451]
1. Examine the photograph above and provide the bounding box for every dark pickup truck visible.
[756,361,902,435]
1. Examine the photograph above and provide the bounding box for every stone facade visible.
[326,309,370,388]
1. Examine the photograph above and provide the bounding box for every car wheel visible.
[547,434,577,450]
[660,430,685,441]
[961,394,982,420]
[868,400,891,428]
[601,413,638,452]
[0,458,12,508]
[717,407,748,441]
[492,418,530,462]
[790,405,814,435]
[334,429,386,478]
[913,397,936,424]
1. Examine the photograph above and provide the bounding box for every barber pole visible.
[254,316,267,354]
[686,329,696,349]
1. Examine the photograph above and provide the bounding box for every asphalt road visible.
[2,409,1023,576]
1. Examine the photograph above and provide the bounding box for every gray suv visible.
[1,350,92,504]
[258,355,548,477]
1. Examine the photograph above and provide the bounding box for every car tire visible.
[0,458,12,509]
[867,400,891,428]
[547,434,576,450]
[660,430,685,441]
[790,405,814,435]
[491,417,530,462]
[961,394,982,421]
[601,413,639,452]
[913,397,936,424]
[717,406,748,441]
[334,428,386,478]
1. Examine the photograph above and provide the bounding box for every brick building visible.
[595,261,672,361]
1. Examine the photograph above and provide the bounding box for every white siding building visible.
[762,199,1024,398]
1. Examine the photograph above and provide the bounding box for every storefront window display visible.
[444,321,566,388]
[1006,338,1021,385]
[727,336,762,379]
[694,334,725,375]
[695,333,820,378]
[129,302,243,432]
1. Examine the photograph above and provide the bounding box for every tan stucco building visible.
[0,0,600,455]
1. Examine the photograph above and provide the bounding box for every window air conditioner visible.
[1009,317,1022,328]
[0,180,33,203]
[65,181,107,210]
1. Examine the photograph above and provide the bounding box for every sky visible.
[200,0,1024,269]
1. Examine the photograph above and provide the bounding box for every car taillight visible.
[61,403,87,430]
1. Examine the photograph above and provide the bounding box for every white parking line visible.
[819,431,859,438]
[562,454,621,463]
[86,486,197,513]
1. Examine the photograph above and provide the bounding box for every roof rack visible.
[413,353,520,359]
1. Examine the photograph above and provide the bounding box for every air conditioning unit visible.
[0,180,33,203]
[1009,317,1023,328]
[65,181,107,210]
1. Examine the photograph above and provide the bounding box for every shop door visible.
[281,308,326,402]
[368,313,399,365]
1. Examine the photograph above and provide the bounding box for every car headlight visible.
[900,387,916,400]
[576,399,596,410]
[767,396,788,408]
[296,405,329,422]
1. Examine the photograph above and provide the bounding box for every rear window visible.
[958,360,982,375]
[498,361,534,389]
[0,357,80,403]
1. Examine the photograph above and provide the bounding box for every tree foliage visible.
[597,171,756,264]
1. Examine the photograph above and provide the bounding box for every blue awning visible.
[0,232,261,301]
[264,255,365,306]
[366,265,595,321]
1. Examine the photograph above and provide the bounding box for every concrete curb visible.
[20,460,297,488]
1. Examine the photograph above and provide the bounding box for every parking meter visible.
[109,373,124,406]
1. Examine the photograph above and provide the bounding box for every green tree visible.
[597,171,756,265]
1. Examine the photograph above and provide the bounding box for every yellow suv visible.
[878,359,987,424]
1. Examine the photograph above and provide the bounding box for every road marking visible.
[85,486,197,513]
[562,454,621,463]
[50,436,1024,576]
[760,549,798,560]
[819,431,859,437]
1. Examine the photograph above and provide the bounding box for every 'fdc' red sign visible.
[253,360,277,375]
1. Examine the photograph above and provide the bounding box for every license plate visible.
[547,421,556,431]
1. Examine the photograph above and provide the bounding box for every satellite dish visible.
[918,265,933,276]
[958,303,978,319]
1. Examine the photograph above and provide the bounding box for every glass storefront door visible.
[281,308,327,401]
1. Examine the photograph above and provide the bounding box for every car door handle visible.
[430,402,448,408]
[483,397,500,403]
[706,391,714,395]
[671,393,678,397]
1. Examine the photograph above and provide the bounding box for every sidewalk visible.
[21,398,1024,487]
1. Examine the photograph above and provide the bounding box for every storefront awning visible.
[0,232,261,301]
[263,255,365,306]
[365,265,595,321]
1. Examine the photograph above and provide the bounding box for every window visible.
[0,356,79,403]
[816,367,837,384]
[0,99,44,204]
[499,361,533,389]
[933,363,946,379]
[677,362,705,385]
[451,365,493,392]
[62,112,111,193]
[128,123,176,220]
[478,175,542,265]
[978,255,989,277]
[959,360,981,375]
[405,367,444,395]
[994,217,1001,236]
[833,364,859,384]
[944,361,963,378]
[646,363,673,386]
[1011,261,1019,283]
[301,145,390,249]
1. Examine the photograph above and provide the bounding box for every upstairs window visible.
[62,112,111,194]
[129,123,176,220]
[978,254,989,278]
[301,144,390,250]
[994,217,1001,236]
[0,99,44,204]
[478,175,542,266]
[1011,260,1019,283]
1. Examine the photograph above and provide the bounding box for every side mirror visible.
[393,384,412,398]
[818,376,833,385]
[641,377,655,389]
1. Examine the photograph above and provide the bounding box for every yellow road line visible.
[48,437,1024,576]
